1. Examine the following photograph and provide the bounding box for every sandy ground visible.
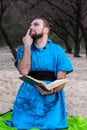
[0,47,87,117]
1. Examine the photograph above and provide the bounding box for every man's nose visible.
[29,26,32,30]
[30,24,34,29]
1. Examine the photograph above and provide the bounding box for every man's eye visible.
[34,23,39,26]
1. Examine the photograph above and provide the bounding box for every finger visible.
[50,89,54,93]
[22,37,25,43]
[26,28,30,36]
[35,85,46,93]
[35,85,41,91]
[35,85,42,90]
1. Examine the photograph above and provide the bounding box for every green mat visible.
[0,111,87,130]
[0,111,39,130]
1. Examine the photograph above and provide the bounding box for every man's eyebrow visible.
[30,22,39,26]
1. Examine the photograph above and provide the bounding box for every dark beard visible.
[31,33,43,41]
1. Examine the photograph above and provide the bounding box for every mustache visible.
[29,29,35,34]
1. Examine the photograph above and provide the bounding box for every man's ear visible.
[44,27,49,34]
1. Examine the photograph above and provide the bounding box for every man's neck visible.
[35,36,48,48]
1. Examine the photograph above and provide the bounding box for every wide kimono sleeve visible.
[56,47,73,74]
[15,45,24,68]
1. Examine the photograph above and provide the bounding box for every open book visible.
[19,75,69,91]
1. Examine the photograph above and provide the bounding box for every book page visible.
[46,79,69,90]
[47,79,66,86]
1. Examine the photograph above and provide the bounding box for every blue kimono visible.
[12,39,73,129]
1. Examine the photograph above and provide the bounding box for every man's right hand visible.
[23,29,33,47]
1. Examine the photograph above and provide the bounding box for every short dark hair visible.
[39,18,51,32]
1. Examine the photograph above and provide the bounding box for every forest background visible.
[0,0,87,58]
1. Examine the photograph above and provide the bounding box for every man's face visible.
[29,19,45,40]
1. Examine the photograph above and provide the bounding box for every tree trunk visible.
[0,25,16,59]
[0,4,16,59]
[64,35,72,53]
[84,37,87,58]
[83,29,87,58]
[74,24,81,57]
[74,41,80,57]
[65,42,72,54]
[80,24,87,58]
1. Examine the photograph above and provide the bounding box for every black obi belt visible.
[28,71,56,81]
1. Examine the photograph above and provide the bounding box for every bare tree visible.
[25,0,87,57]
[0,0,16,58]
[0,0,87,58]
[45,0,87,57]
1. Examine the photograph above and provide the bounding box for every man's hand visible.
[35,85,54,95]
[18,28,33,75]
[23,29,33,47]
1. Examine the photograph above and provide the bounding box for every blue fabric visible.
[12,39,73,129]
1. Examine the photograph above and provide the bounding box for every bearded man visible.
[10,18,73,130]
